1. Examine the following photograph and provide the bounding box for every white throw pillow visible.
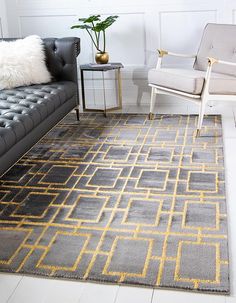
[0,35,51,90]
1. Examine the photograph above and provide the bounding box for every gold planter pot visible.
[95,52,109,64]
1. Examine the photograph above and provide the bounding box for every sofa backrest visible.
[194,23,236,76]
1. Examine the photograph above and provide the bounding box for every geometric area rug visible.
[0,113,229,294]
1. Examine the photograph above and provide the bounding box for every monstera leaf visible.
[78,15,101,23]
[71,24,92,30]
[93,16,119,32]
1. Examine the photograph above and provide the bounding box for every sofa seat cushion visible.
[0,81,76,156]
[148,68,236,95]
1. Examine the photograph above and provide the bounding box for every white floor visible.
[1,102,236,303]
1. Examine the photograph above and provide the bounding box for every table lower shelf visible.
[82,105,122,116]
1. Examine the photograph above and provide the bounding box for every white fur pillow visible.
[0,35,51,90]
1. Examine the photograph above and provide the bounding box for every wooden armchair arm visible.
[157,49,197,59]
[156,49,196,68]
[208,57,236,67]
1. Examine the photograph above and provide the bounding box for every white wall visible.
[0,0,8,38]
[4,0,236,107]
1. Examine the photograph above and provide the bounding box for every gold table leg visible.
[102,71,107,117]
[117,68,123,109]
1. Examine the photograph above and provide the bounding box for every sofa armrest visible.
[43,37,80,83]
[43,37,80,108]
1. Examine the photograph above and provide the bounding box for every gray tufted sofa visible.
[0,37,80,176]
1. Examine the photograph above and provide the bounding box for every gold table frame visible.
[79,63,123,117]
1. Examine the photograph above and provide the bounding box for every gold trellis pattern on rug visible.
[0,113,229,294]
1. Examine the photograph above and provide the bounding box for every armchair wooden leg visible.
[196,97,207,136]
[196,129,201,137]
[149,87,156,120]
[149,112,155,120]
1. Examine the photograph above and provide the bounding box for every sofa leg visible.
[75,107,80,121]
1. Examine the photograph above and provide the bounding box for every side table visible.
[80,63,124,116]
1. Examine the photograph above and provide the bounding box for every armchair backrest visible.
[194,23,236,76]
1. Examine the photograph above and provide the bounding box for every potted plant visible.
[71,14,119,64]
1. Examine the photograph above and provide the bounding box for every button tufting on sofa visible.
[0,37,80,176]
[0,81,77,156]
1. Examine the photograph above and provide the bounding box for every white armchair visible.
[148,23,236,135]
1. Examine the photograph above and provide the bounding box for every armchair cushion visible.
[148,68,236,95]
[149,68,204,95]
